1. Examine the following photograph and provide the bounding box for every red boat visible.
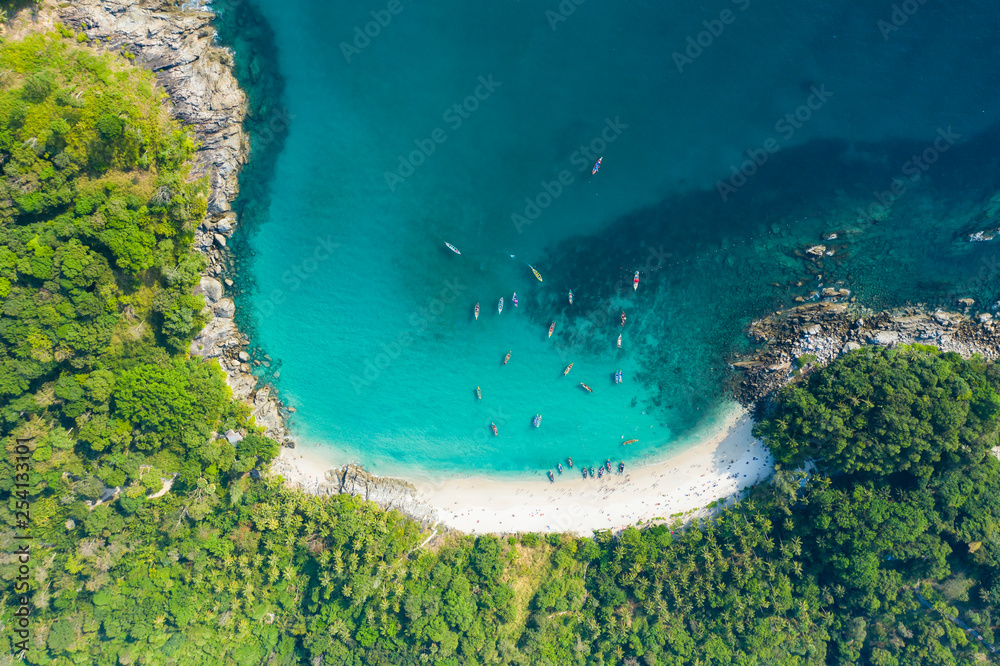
[580,383,593,393]
[491,423,498,436]
[503,351,511,365]
[548,321,555,338]
[633,271,639,291]
[620,311,626,327]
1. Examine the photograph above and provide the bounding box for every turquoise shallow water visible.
[216,0,1000,476]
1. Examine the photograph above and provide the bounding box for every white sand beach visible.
[274,445,338,488]
[274,406,774,535]
[411,408,772,535]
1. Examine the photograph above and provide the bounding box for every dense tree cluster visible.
[0,30,282,663]
[756,345,1000,481]
[0,29,209,404]
[4,30,1000,666]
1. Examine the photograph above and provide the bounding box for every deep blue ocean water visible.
[215,0,1000,476]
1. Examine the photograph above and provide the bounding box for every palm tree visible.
[328,618,348,639]
[771,469,800,503]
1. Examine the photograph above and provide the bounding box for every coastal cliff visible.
[38,0,289,441]
[57,0,245,212]
[733,300,1000,407]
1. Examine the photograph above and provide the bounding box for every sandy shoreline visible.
[412,408,772,535]
[274,406,774,535]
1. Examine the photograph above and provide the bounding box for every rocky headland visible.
[268,459,439,523]
[733,300,1000,409]
[12,0,438,518]
[20,0,290,441]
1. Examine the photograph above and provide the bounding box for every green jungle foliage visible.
[4,31,1000,666]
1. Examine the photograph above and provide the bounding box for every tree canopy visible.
[755,345,1000,480]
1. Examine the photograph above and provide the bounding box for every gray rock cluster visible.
[57,0,248,213]
[733,300,1000,407]
[268,459,440,523]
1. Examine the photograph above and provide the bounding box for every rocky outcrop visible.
[268,459,439,523]
[733,301,1000,407]
[338,465,434,514]
[39,0,290,443]
[57,0,247,213]
[4,0,428,511]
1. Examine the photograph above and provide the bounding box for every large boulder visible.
[869,330,900,346]
[335,464,436,519]
[190,317,237,359]
[196,277,223,303]
[213,298,236,318]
